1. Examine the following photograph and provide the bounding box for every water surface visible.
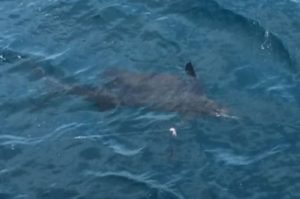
[1,0,300,198]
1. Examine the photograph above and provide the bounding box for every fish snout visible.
[214,107,239,119]
[214,107,228,117]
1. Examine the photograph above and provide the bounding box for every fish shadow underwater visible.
[32,62,237,119]
[0,50,236,119]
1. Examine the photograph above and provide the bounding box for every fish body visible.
[68,63,230,118]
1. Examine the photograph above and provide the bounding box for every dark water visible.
[1,0,300,198]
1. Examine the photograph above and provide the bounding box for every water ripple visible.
[103,139,144,156]
[165,0,296,72]
[85,170,184,199]
[205,144,290,166]
[0,134,46,146]
[0,121,88,146]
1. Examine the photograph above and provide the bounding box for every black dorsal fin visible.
[185,62,197,78]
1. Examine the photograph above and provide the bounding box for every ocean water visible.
[1,0,300,198]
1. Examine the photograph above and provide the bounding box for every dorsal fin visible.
[185,62,197,78]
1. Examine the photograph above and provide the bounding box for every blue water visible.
[1,0,300,198]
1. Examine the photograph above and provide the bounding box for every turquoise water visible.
[1,0,300,198]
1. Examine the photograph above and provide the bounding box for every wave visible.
[165,0,296,72]
[85,170,184,199]
[205,144,290,166]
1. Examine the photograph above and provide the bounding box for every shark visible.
[51,62,234,118]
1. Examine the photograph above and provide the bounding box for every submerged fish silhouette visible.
[59,62,233,118]
[0,49,237,119]
[1,49,233,118]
